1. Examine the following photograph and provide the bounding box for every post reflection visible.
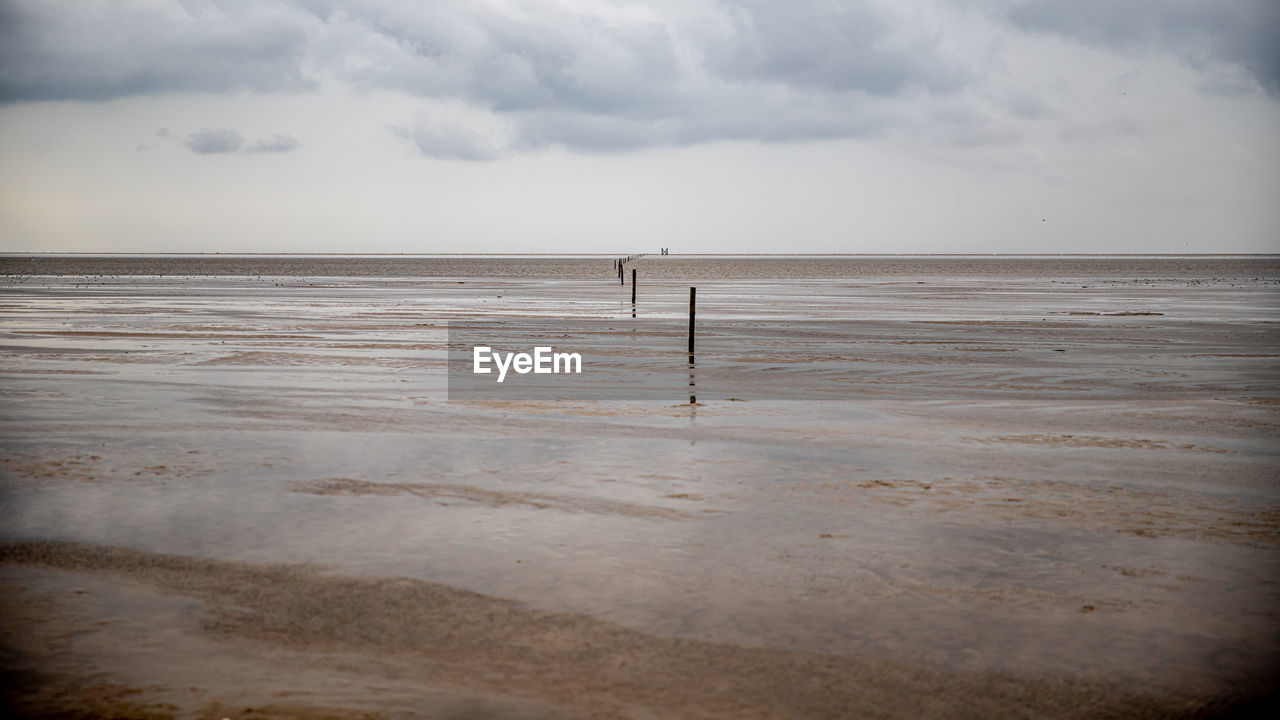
[688,358,696,419]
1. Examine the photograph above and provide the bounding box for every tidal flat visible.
[1,255,1277,718]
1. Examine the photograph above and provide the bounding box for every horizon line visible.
[3,252,1278,258]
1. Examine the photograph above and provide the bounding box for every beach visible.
[1,255,1277,718]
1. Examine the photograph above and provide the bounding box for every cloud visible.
[3,1,1276,160]
[357,0,974,157]
[1007,0,1280,97]
[390,102,515,161]
[182,128,299,155]
[246,133,301,153]
[186,128,244,154]
[702,1,969,96]
[0,0,315,102]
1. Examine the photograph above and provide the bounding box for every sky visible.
[0,0,1277,254]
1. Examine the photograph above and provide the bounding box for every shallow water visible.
[2,256,1278,700]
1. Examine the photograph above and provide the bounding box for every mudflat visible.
[1,256,1277,718]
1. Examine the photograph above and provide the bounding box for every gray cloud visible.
[391,122,503,161]
[246,133,301,153]
[186,128,244,154]
[3,0,1276,161]
[327,1,689,115]
[184,128,300,155]
[0,0,315,102]
[704,1,969,96]
[346,0,955,158]
[1007,0,1280,97]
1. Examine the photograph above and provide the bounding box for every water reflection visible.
[688,360,697,419]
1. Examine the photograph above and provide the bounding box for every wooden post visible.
[631,268,636,304]
[619,262,623,285]
[688,286,696,358]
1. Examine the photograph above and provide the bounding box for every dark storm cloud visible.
[1008,0,1280,97]
[186,128,244,154]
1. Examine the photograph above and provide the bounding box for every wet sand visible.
[1,256,1278,717]
[2,541,1256,720]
